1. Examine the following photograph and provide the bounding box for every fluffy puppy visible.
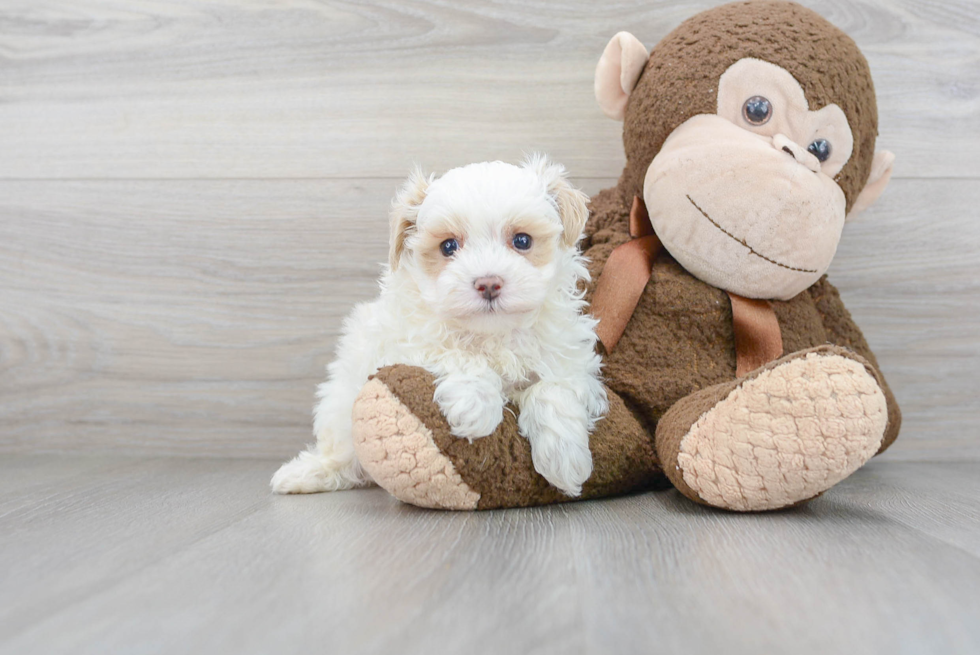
[271,156,607,497]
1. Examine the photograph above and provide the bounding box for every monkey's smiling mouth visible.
[685,195,818,274]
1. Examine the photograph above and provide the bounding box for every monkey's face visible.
[595,13,894,302]
[643,58,854,300]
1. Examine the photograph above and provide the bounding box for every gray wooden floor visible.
[1,455,978,655]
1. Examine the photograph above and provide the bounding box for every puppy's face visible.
[389,157,589,331]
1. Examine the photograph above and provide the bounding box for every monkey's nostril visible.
[777,139,820,173]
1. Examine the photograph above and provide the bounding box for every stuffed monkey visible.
[349,0,901,511]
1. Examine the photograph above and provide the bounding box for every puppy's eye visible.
[512,233,532,251]
[742,96,772,126]
[440,238,459,257]
[807,138,832,163]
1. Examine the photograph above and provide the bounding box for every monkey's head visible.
[595,0,894,300]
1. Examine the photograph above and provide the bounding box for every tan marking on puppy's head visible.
[414,214,468,281]
[522,154,590,248]
[391,158,591,330]
[505,213,561,269]
[389,166,431,271]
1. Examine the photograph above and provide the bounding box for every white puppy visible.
[271,156,608,497]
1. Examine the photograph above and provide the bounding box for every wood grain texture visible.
[2,4,977,653]
[0,0,978,458]
[0,178,612,456]
[828,179,980,460]
[0,455,978,655]
[1,178,978,458]
[1,0,978,179]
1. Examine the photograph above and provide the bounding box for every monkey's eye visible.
[742,96,772,126]
[807,138,832,163]
[512,233,533,251]
[440,238,459,257]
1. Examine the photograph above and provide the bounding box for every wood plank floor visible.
[1,455,978,655]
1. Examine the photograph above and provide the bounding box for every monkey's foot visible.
[655,346,888,512]
[351,365,664,510]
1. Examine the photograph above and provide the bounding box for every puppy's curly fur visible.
[271,156,607,496]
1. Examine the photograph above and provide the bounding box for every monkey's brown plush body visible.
[584,186,901,455]
[581,188,901,510]
[350,0,902,511]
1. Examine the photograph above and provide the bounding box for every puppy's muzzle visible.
[474,276,503,301]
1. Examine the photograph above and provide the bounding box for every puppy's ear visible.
[389,166,431,271]
[524,154,590,247]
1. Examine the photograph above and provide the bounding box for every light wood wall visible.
[1,0,977,460]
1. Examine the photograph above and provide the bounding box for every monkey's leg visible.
[351,365,665,510]
[808,277,902,454]
[655,345,889,512]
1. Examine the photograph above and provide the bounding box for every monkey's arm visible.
[581,187,632,300]
[809,276,902,453]
[583,187,631,246]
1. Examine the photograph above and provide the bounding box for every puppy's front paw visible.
[518,383,595,496]
[526,421,594,497]
[433,375,504,440]
[584,380,610,423]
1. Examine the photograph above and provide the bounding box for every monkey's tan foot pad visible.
[655,346,888,512]
[351,365,665,510]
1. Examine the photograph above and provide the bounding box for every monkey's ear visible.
[524,154,590,247]
[595,32,649,120]
[847,150,895,220]
[389,167,430,271]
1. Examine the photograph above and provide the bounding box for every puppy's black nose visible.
[474,276,503,301]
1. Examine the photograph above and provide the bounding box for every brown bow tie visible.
[590,196,662,354]
[590,196,783,377]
